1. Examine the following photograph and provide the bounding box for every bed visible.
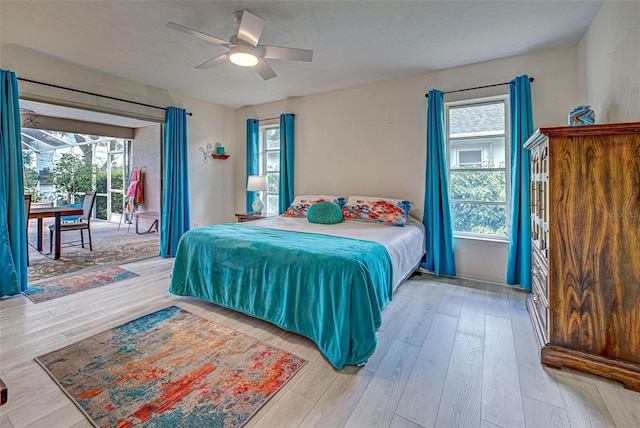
[169,214,425,369]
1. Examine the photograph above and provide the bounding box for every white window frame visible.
[258,123,280,215]
[445,94,510,240]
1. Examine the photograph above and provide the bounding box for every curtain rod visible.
[425,77,534,98]
[257,114,295,122]
[17,77,193,116]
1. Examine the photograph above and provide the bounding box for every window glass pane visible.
[267,151,280,172]
[451,203,506,235]
[266,128,280,149]
[38,151,55,186]
[110,192,124,214]
[459,150,482,165]
[110,153,124,191]
[95,142,108,166]
[449,136,505,168]
[109,140,124,151]
[449,102,505,136]
[260,125,281,216]
[450,170,505,202]
[96,164,108,193]
[267,172,279,193]
[95,195,107,220]
[266,194,279,216]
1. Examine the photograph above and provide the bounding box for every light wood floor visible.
[1,257,639,428]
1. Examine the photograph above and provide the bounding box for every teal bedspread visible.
[169,224,393,369]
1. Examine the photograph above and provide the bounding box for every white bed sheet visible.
[241,215,426,289]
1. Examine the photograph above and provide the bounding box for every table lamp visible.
[247,175,268,213]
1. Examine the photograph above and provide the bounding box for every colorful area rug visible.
[36,306,306,427]
[27,218,159,282]
[24,266,138,303]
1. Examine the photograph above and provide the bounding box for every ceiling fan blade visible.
[254,58,277,80]
[236,10,265,47]
[166,21,231,47]
[262,45,313,62]
[195,53,229,70]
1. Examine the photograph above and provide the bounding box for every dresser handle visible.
[532,294,540,303]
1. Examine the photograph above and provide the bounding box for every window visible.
[21,129,130,220]
[446,96,509,238]
[457,149,482,165]
[258,124,280,215]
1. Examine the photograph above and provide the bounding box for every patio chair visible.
[49,191,97,254]
[24,194,31,265]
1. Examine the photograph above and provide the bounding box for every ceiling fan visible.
[166,10,313,80]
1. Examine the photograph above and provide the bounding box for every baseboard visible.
[416,267,528,295]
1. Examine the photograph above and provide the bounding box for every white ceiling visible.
[2,0,603,117]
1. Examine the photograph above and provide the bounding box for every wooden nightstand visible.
[235,212,271,222]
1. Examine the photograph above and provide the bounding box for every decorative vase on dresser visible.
[524,122,640,391]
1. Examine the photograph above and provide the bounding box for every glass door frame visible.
[105,141,130,222]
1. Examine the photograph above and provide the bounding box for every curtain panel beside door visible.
[160,106,190,258]
[0,68,28,295]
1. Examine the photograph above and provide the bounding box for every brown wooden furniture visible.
[524,122,640,391]
[235,212,271,222]
[29,206,84,260]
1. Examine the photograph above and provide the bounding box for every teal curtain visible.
[422,89,456,277]
[160,107,190,258]
[0,69,27,296]
[246,119,259,212]
[506,75,534,290]
[279,113,295,214]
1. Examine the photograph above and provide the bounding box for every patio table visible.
[29,206,84,260]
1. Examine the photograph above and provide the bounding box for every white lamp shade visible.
[247,175,268,192]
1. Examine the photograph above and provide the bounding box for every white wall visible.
[0,44,237,229]
[4,36,606,285]
[578,0,640,122]
[236,46,580,285]
[132,125,161,216]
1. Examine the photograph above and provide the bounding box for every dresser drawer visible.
[526,288,549,347]
[528,280,549,346]
[532,247,548,303]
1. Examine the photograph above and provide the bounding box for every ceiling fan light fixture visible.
[229,52,258,67]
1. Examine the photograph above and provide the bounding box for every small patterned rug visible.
[36,306,306,427]
[24,266,138,303]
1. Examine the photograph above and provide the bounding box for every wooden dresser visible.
[524,122,640,391]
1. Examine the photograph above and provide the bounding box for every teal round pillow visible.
[307,202,343,224]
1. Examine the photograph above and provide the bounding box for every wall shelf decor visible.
[199,142,228,163]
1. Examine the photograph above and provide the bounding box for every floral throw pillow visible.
[342,197,413,226]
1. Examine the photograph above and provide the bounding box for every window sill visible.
[453,234,509,244]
